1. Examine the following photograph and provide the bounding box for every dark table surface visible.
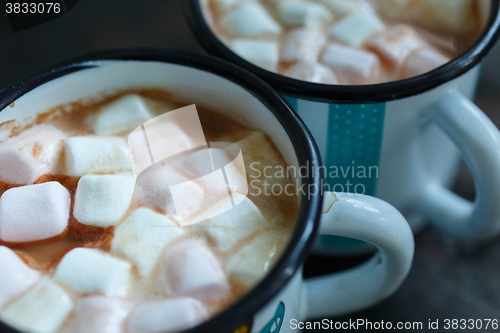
[1,1,500,332]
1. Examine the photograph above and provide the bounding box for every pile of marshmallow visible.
[0,94,288,333]
[205,0,486,84]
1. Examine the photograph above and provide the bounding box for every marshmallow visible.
[68,296,133,333]
[136,144,248,227]
[0,124,67,184]
[281,28,327,63]
[226,230,288,288]
[0,246,40,309]
[329,9,384,47]
[168,180,206,222]
[0,182,70,242]
[414,0,477,33]
[128,105,207,178]
[278,2,333,28]
[200,193,272,251]
[87,94,174,135]
[0,277,73,333]
[231,39,280,72]
[235,131,291,192]
[377,0,477,33]
[136,163,205,223]
[64,136,131,176]
[73,175,135,227]
[177,147,247,195]
[53,247,132,297]
[403,48,450,78]
[212,0,251,12]
[220,2,281,37]
[159,239,231,301]
[112,208,186,276]
[127,298,208,333]
[321,43,380,84]
[285,62,339,84]
[318,0,357,15]
[170,146,248,226]
[366,25,426,69]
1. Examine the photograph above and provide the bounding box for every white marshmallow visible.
[231,39,280,72]
[281,28,327,63]
[112,208,186,276]
[168,180,206,222]
[64,136,131,176]
[159,239,231,301]
[321,43,380,84]
[329,9,384,47]
[168,146,248,226]
[285,62,338,84]
[127,298,208,333]
[0,124,67,184]
[318,0,357,15]
[177,147,244,192]
[200,193,272,251]
[73,175,135,227]
[135,163,205,224]
[235,131,293,200]
[0,182,70,242]
[128,104,207,178]
[68,296,133,333]
[226,230,288,288]
[403,48,450,78]
[0,277,73,333]
[53,247,132,297]
[380,0,477,34]
[87,94,174,135]
[377,0,477,33]
[212,0,251,12]
[220,2,281,37]
[416,0,477,33]
[0,246,40,309]
[366,25,426,69]
[278,2,333,28]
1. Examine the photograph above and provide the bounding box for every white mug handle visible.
[300,192,414,319]
[414,89,500,240]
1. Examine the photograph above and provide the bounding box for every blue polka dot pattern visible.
[325,103,386,196]
[284,96,386,196]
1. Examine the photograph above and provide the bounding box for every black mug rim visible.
[0,49,323,333]
[184,0,500,104]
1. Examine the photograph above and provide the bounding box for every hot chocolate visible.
[0,91,298,333]
[203,0,489,84]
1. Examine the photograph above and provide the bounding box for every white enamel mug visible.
[0,50,413,333]
[184,1,500,254]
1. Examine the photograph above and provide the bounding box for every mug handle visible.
[300,192,414,319]
[414,89,500,240]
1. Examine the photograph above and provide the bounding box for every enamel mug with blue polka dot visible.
[185,0,500,253]
[284,64,500,254]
